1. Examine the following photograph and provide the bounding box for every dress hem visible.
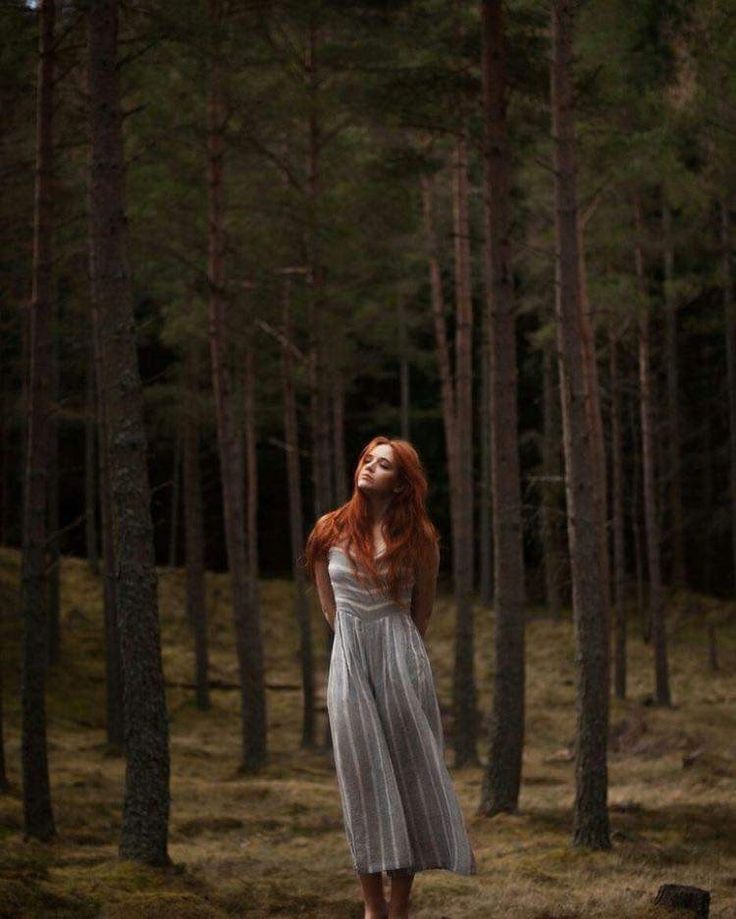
[351,861,477,877]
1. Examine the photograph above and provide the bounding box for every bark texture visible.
[550,0,611,849]
[206,0,267,769]
[184,343,209,711]
[478,0,526,815]
[87,0,170,862]
[634,196,671,706]
[21,0,56,842]
[281,275,315,748]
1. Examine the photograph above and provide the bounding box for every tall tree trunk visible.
[46,292,60,667]
[662,202,685,587]
[722,200,736,593]
[609,330,627,699]
[87,0,170,863]
[281,274,315,748]
[541,343,562,619]
[478,0,525,814]
[332,366,348,506]
[634,196,671,706]
[206,0,267,771]
[93,286,124,752]
[21,0,56,841]
[627,398,647,642]
[183,343,209,711]
[242,304,261,636]
[168,430,181,568]
[478,275,493,608]
[451,103,478,769]
[421,173,479,762]
[576,216,610,615]
[701,409,714,593]
[85,327,99,575]
[398,299,411,442]
[302,20,334,750]
[550,0,610,849]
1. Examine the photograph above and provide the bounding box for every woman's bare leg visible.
[388,870,414,918]
[357,871,388,919]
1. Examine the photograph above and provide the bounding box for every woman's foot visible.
[363,908,388,919]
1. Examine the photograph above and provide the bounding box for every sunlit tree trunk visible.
[634,195,671,707]
[21,0,56,842]
[478,0,525,814]
[550,0,610,849]
[87,0,170,862]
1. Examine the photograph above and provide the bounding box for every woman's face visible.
[357,443,401,498]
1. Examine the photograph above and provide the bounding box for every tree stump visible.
[654,884,710,917]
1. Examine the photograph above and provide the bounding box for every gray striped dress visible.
[325,545,477,877]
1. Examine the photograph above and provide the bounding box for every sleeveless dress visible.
[325,545,477,877]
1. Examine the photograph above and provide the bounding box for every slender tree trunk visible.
[479,275,493,608]
[451,102,478,769]
[550,0,610,849]
[627,398,647,642]
[701,410,714,593]
[22,0,56,842]
[93,287,124,752]
[87,0,170,862]
[206,0,267,771]
[0,345,8,544]
[183,343,209,711]
[398,299,411,442]
[662,202,685,587]
[168,430,181,568]
[303,21,334,750]
[609,331,627,699]
[242,304,261,634]
[46,292,60,667]
[541,344,562,619]
[332,366,348,506]
[421,173,479,762]
[281,274,315,748]
[85,328,99,575]
[576,218,610,615]
[721,200,736,593]
[478,0,525,813]
[0,632,8,791]
[421,174,459,491]
[634,196,671,707]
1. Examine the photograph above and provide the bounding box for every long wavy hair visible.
[303,436,440,610]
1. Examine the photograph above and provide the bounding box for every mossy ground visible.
[1,546,735,917]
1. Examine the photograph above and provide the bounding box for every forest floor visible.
[0,546,735,918]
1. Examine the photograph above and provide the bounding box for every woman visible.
[304,436,477,919]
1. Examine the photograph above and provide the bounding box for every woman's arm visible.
[314,554,337,631]
[410,541,440,639]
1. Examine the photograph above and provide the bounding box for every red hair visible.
[303,436,440,609]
